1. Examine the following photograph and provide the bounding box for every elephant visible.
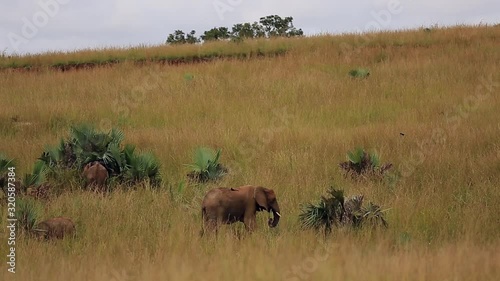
[82,161,108,190]
[33,217,76,240]
[201,185,281,235]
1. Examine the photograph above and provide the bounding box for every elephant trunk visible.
[268,204,281,228]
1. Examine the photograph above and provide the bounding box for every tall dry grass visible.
[1,25,499,280]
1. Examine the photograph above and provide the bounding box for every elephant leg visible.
[207,219,218,232]
[243,215,256,232]
[202,217,219,237]
[200,216,206,237]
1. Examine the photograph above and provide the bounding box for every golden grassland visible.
[1,25,500,280]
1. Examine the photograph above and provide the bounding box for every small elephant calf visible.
[82,161,108,190]
[33,217,76,240]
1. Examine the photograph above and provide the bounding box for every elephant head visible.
[254,186,281,228]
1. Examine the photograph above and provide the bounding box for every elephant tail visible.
[201,206,207,219]
[200,207,206,237]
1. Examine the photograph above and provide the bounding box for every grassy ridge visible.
[0,25,499,280]
[2,24,498,71]
[0,39,291,71]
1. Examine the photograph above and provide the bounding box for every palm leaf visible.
[347,147,364,164]
[122,144,136,170]
[109,128,125,146]
[193,147,216,170]
[0,154,16,174]
[71,124,95,151]
[71,124,112,155]
[213,148,221,164]
[300,201,328,230]
[0,154,16,191]
[23,160,48,187]
[39,141,65,168]
[370,152,380,168]
[103,142,124,174]
[327,187,345,206]
[361,202,389,228]
[185,163,202,173]
[139,152,160,177]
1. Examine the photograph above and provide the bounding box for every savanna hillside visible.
[1,25,500,280]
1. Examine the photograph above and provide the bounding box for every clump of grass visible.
[300,186,388,236]
[15,197,43,234]
[339,147,392,180]
[348,68,370,78]
[184,73,195,82]
[186,147,228,183]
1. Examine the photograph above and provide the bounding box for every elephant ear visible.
[254,187,269,211]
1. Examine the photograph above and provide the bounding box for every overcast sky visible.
[1,0,498,55]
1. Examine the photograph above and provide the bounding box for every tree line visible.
[166,15,304,44]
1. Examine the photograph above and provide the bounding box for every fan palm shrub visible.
[300,188,346,235]
[361,202,389,228]
[70,124,125,173]
[122,146,162,186]
[339,147,393,180]
[186,147,227,182]
[38,124,162,189]
[300,186,389,235]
